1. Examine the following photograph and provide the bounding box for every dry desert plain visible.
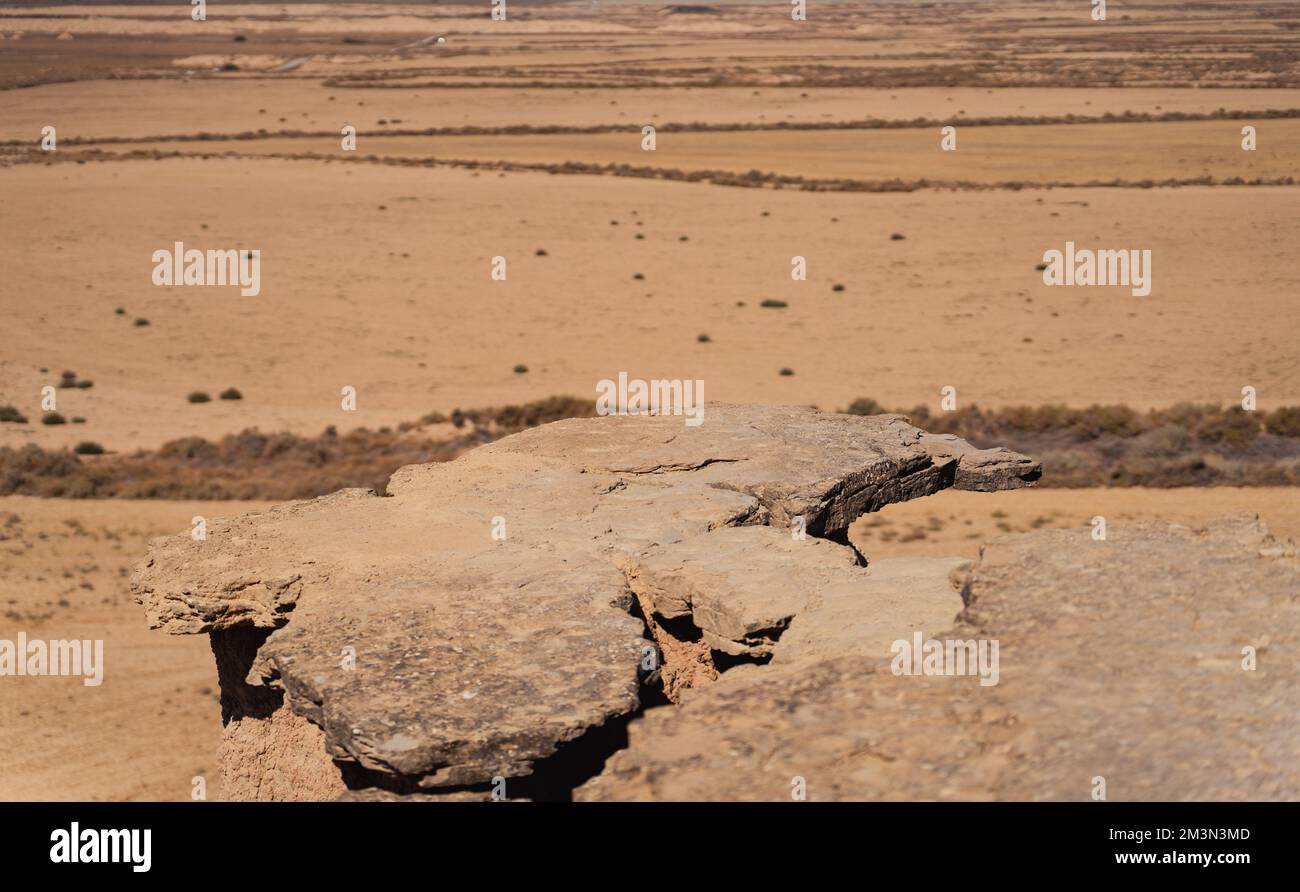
[0,0,1298,800]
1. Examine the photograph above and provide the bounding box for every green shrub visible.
[1130,425,1191,459]
[1160,403,1216,432]
[188,392,211,404]
[57,371,93,389]
[844,398,884,416]
[486,396,595,430]
[1265,406,1300,437]
[994,404,1072,434]
[74,442,105,455]
[219,388,243,401]
[1068,404,1142,439]
[0,406,28,424]
[1196,407,1259,447]
[760,299,788,308]
[42,412,67,425]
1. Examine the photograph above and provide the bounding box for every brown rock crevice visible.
[209,627,349,801]
[132,406,1040,799]
[578,517,1300,801]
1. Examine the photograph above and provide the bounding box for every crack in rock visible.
[131,405,1038,799]
[579,517,1300,801]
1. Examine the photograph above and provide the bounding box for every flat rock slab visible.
[132,405,1038,795]
[625,527,866,657]
[625,526,967,661]
[578,517,1300,801]
[770,554,970,669]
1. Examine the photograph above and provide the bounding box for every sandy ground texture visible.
[2,1,1297,91]
[3,160,1296,451]
[64,117,1300,183]
[2,1,1298,452]
[5,83,1300,142]
[1,486,1296,801]
[0,0,1298,801]
[0,497,271,801]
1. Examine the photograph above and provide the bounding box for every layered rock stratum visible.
[581,516,1300,801]
[131,406,1037,798]
[133,405,1297,801]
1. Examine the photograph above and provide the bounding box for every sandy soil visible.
[1,486,1293,800]
[5,83,1299,142]
[3,159,1296,451]
[1,0,1297,803]
[0,497,271,801]
[92,117,1300,183]
[2,2,1296,453]
[855,486,1300,561]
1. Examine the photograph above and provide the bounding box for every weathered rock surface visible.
[624,526,967,664]
[578,517,1300,801]
[132,405,1038,798]
[768,552,971,670]
[625,527,864,658]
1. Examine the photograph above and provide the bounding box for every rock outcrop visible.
[579,516,1300,801]
[132,405,1039,799]
[135,406,1299,801]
